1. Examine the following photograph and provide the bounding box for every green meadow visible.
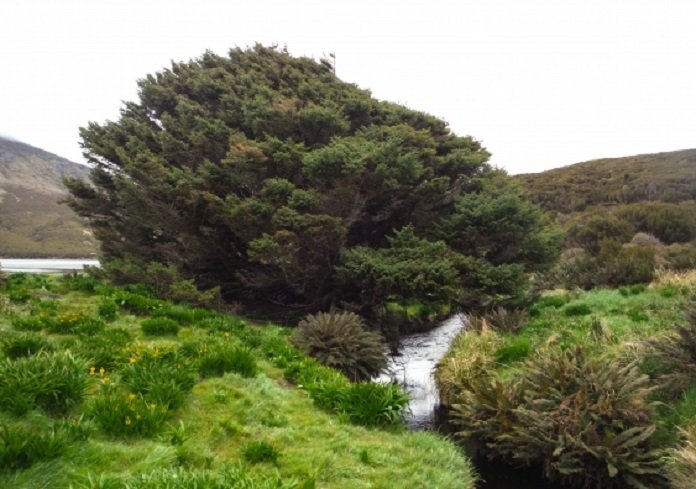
[0,273,475,489]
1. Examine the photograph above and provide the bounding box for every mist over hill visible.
[0,137,97,257]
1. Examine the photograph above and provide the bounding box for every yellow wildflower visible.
[127,393,136,401]
[89,367,95,376]
[99,367,105,375]
[129,357,137,364]
[125,416,132,426]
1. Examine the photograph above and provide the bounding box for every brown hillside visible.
[516,149,696,214]
[0,137,97,257]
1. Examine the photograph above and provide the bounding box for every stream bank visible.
[381,314,566,489]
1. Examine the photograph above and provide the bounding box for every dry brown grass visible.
[670,425,696,489]
[652,268,696,288]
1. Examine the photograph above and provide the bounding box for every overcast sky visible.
[1,0,695,174]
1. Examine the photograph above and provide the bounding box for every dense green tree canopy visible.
[66,45,559,318]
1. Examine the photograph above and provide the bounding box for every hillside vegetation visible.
[0,273,475,489]
[515,151,696,288]
[0,137,96,257]
[516,149,696,213]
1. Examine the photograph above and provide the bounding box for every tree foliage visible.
[66,45,558,317]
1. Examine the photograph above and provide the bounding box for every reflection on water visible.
[0,258,99,273]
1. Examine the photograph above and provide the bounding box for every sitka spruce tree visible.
[66,45,560,320]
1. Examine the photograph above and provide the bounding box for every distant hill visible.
[516,149,696,214]
[0,137,97,257]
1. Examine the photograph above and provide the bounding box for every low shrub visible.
[197,340,257,378]
[630,232,663,247]
[630,283,647,294]
[3,272,50,290]
[141,317,179,336]
[550,240,655,289]
[121,346,196,410]
[338,382,408,426]
[29,299,59,315]
[484,306,527,333]
[666,242,696,271]
[293,311,388,381]
[628,309,650,322]
[97,300,118,321]
[113,291,165,315]
[451,347,667,488]
[60,273,100,293]
[1,332,53,359]
[257,332,302,368]
[660,284,681,298]
[197,315,264,350]
[283,355,407,426]
[77,327,133,369]
[198,315,248,334]
[620,284,647,297]
[563,302,592,316]
[242,441,280,464]
[0,421,75,470]
[103,258,221,308]
[0,351,89,415]
[11,314,57,332]
[47,311,106,336]
[601,242,655,287]
[283,356,345,387]
[151,304,214,325]
[651,299,696,393]
[89,383,170,437]
[495,336,531,364]
[535,295,567,309]
[7,289,31,303]
[530,294,567,316]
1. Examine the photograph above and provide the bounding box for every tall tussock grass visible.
[451,347,668,488]
[293,311,388,381]
[670,425,696,489]
[650,298,696,393]
[0,351,88,415]
[435,327,501,406]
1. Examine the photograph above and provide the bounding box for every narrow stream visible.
[379,314,466,429]
[381,314,563,489]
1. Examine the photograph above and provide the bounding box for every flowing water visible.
[383,314,563,489]
[379,314,466,429]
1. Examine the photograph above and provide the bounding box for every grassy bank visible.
[0,273,475,489]
[436,270,696,488]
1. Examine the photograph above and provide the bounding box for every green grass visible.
[488,284,692,373]
[0,276,476,489]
